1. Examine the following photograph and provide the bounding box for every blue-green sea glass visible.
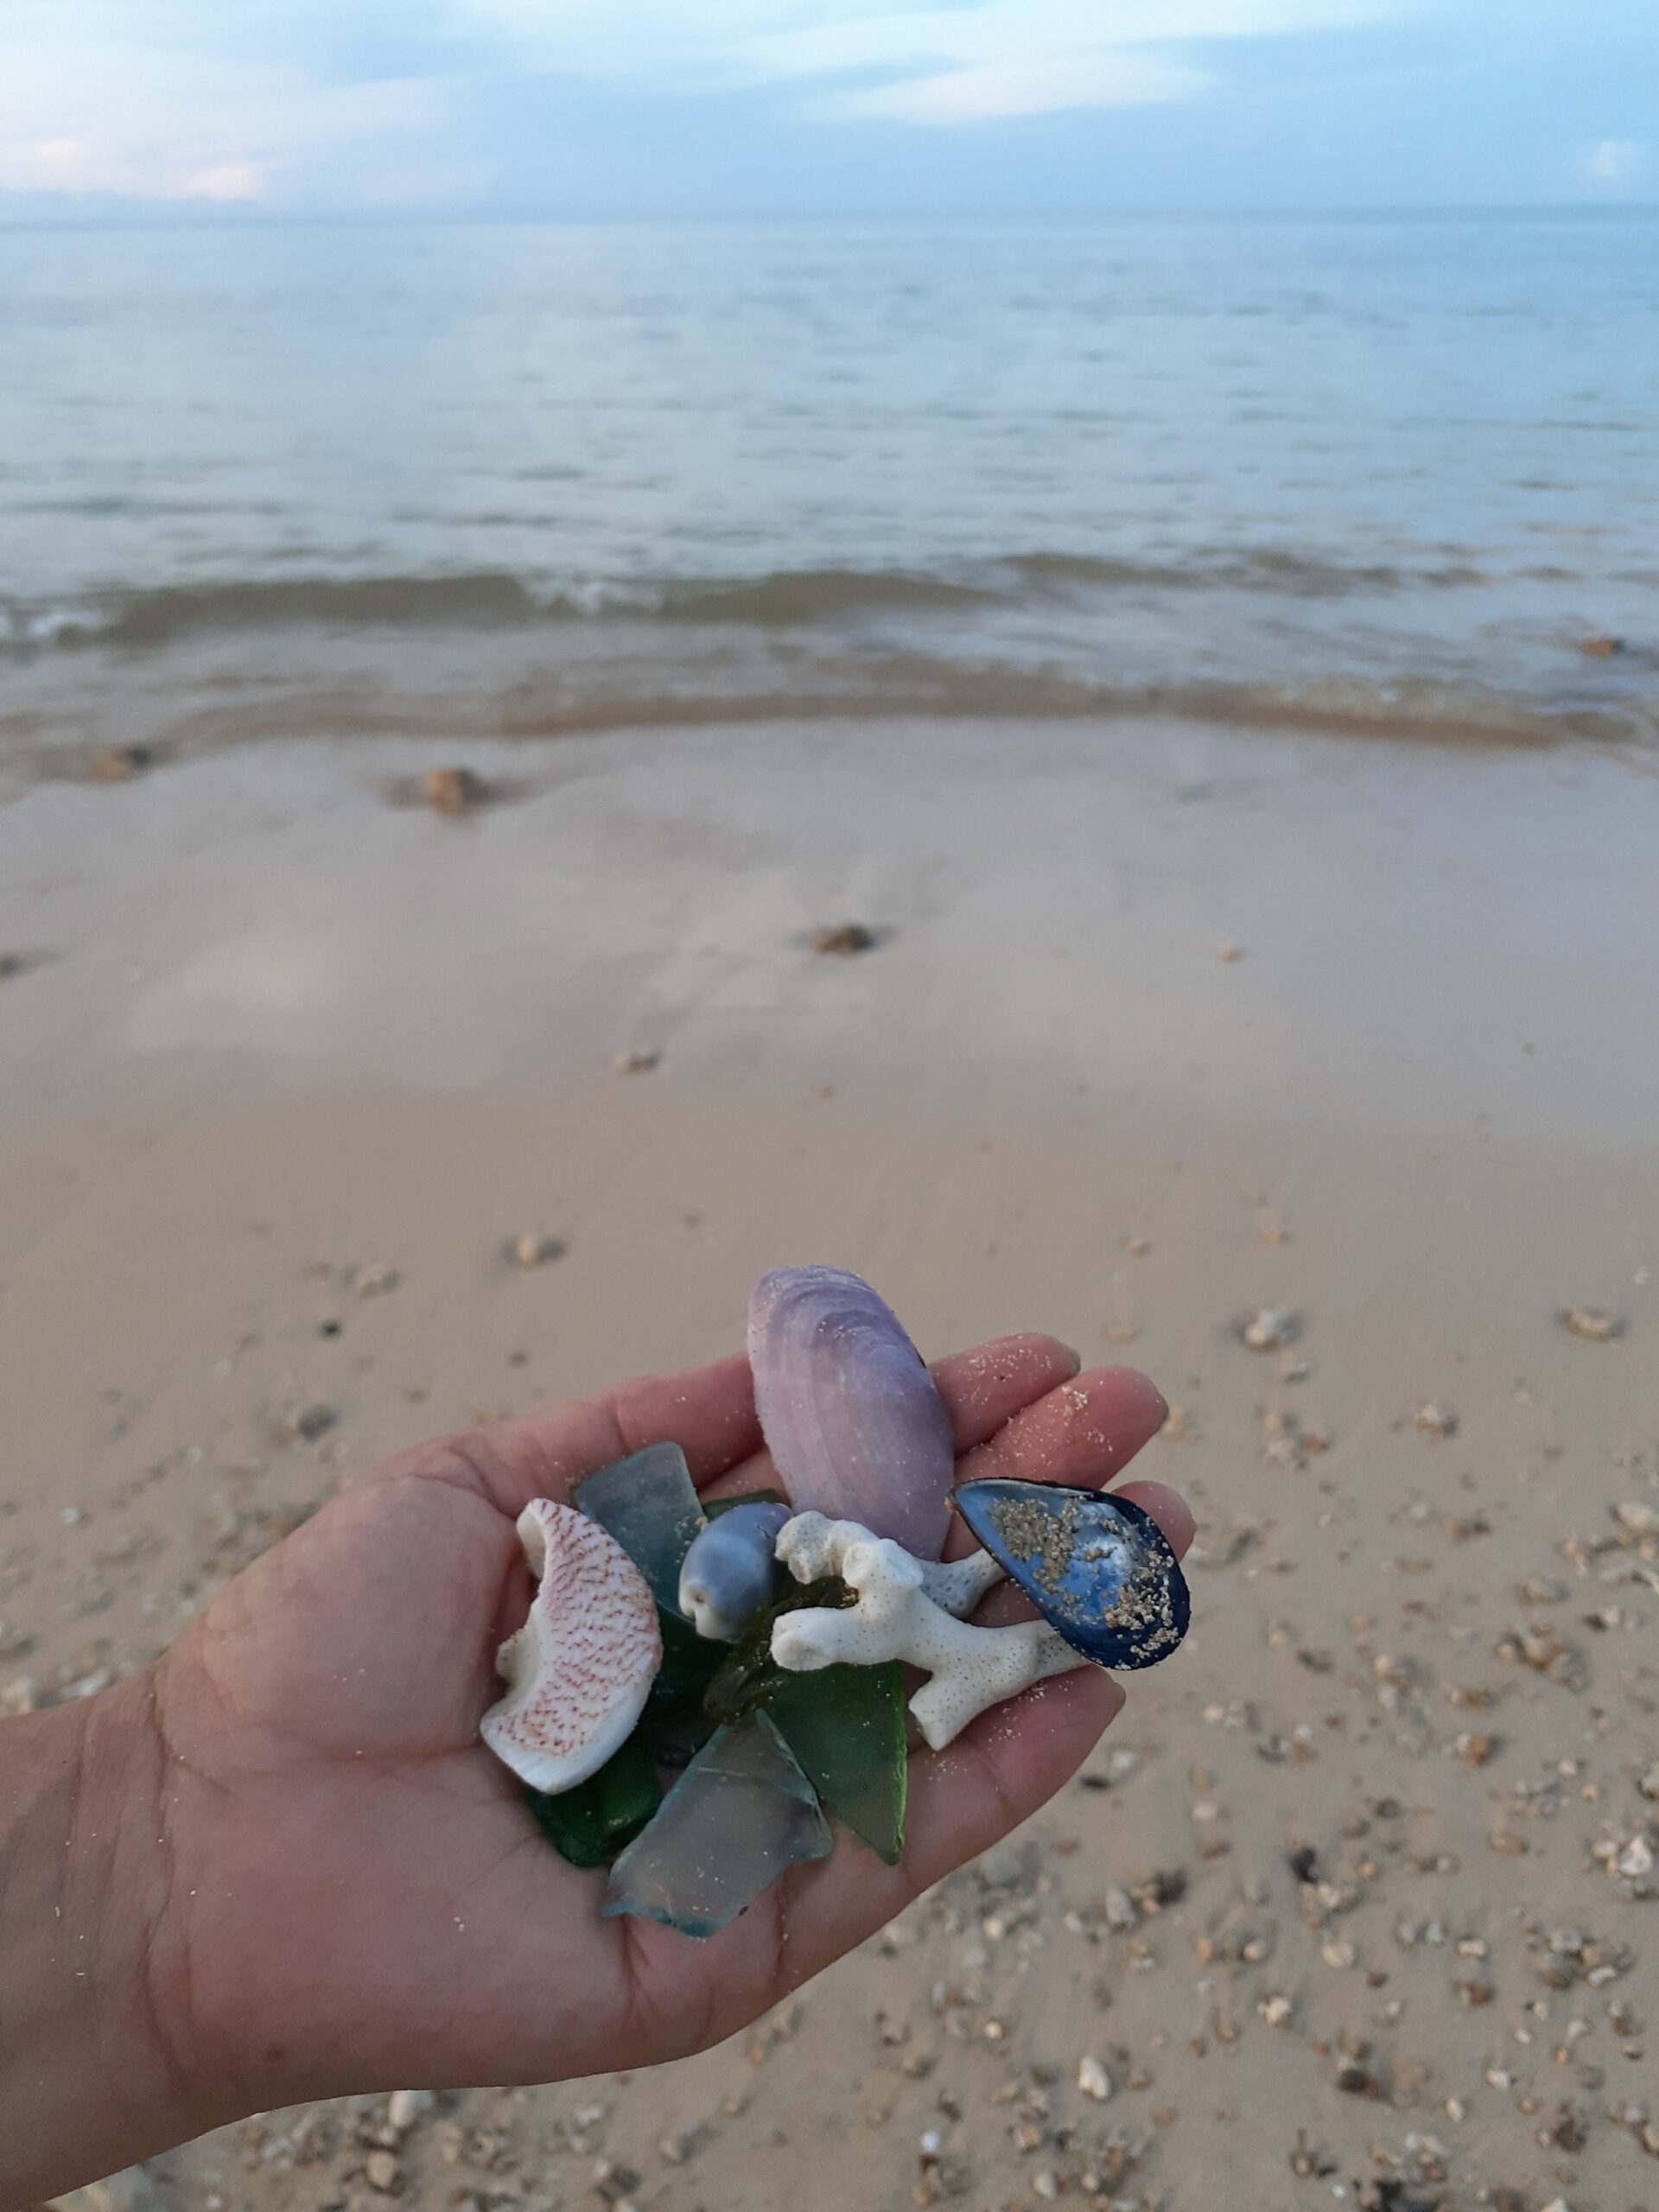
[601,1711,832,1937]
[574,1442,706,1617]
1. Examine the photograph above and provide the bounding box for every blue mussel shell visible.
[952,1478,1189,1670]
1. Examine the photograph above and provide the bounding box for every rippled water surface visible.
[3,214,1656,745]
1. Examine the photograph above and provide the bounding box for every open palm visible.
[147,1333,1188,2121]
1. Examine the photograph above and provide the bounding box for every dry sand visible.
[3,715,1656,2211]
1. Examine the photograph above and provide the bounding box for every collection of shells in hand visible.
[480,1266,1189,1938]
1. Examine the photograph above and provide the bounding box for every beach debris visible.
[612,1047,659,1074]
[510,1231,565,1269]
[1613,1498,1659,1542]
[480,1500,662,1795]
[748,1265,957,1558]
[1240,1306,1298,1351]
[601,1711,831,1936]
[953,1478,1190,1670]
[1577,635,1624,656]
[1560,1304,1622,1341]
[1414,1400,1459,1438]
[809,922,877,956]
[1217,941,1243,963]
[769,1510,1082,1751]
[86,743,153,783]
[422,764,490,815]
[679,1501,791,1640]
[352,1262,398,1297]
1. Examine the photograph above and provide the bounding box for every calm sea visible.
[3,213,1656,753]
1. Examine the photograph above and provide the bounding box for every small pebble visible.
[423,765,489,815]
[1576,636,1623,656]
[809,921,876,956]
[613,1047,660,1074]
[511,1232,565,1268]
[1560,1305,1621,1341]
[1217,942,1243,962]
[386,2088,435,2132]
[282,1402,337,1443]
[363,2149,402,2193]
[86,743,153,783]
[353,1262,399,1297]
[1077,2056,1113,2101]
[1241,1307,1299,1351]
[1414,1400,1458,1438]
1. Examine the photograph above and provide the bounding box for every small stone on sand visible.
[511,1231,564,1268]
[386,2088,435,2132]
[1077,2056,1113,2101]
[1576,636,1624,657]
[612,1047,660,1074]
[363,2147,401,2193]
[1241,1307,1298,1351]
[280,1402,337,1443]
[810,922,877,956]
[1414,1401,1458,1438]
[86,744,153,783]
[353,1262,399,1297]
[1560,1304,1621,1341]
[423,765,490,815]
[1217,942,1243,962]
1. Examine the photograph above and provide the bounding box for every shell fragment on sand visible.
[952,1478,1190,1671]
[480,1500,662,1795]
[748,1266,956,1559]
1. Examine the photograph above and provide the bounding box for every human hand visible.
[24,1336,1188,2193]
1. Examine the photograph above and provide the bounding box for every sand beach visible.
[3,705,1656,2207]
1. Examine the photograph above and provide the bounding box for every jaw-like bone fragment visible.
[770,1512,1084,1750]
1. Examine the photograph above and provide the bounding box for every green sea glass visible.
[574,1442,706,1617]
[524,1737,662,1870]
[601,1711,832,1937]
[768,1660,907,1866]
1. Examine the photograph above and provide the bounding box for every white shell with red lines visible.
[480,1499,663,1795]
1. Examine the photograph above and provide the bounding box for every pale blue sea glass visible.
[601,1711,832,1936]
[574,1442,706,1618]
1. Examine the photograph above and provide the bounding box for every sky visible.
[0,0,1653,218]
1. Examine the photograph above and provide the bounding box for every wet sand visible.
[4,715,1656,2209]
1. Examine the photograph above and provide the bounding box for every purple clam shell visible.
[747,1266,956,1559]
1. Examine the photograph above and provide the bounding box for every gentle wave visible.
[0,547,1514,652]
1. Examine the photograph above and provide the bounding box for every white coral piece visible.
[771,1512,1084,1751]
[480,1500,662,1794]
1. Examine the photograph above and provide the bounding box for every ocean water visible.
[2,213,1656,752]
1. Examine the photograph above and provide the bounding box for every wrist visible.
[0,1672,234,2204]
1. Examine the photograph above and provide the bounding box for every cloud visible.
[470,0,1402,117]
[824,50,1208,124]
[0,28,457,205]
[1586,137,1645,189]
[0,0,1412,210]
